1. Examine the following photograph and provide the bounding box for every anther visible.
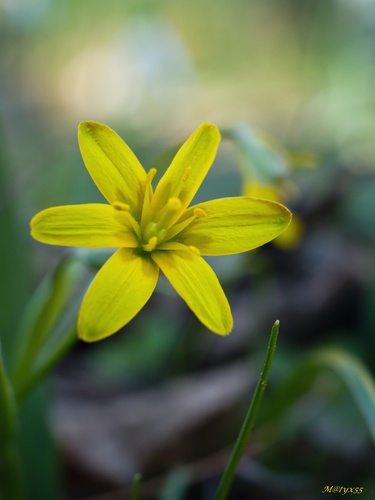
[193,207,207,218]
[113,202,141,239]
[182,166,191,182]
[147,168,157,183]
[143,236,158,252]
[167,197,182,211]
[113,202,130,211]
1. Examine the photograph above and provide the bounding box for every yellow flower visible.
[244,182,304,249]
[31,122,292,342]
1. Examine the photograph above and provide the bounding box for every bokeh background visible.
[1,0,375,499]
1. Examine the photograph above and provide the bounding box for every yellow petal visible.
[152,249,232,335]
[175,197,292,256]
[78,122,147,217]
[150,123,220,225]
[30,204,138,248]
[78,248,159,341]
[243,182,280,201]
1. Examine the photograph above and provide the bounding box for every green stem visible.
[214,320,280,500]
[0,342,24,500]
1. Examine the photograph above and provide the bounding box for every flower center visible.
[114,167,207,253]
[141,197,182,251]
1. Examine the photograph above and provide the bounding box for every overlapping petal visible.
[152,248,232,335]
[150,122,220,226]
[175,197,292,256]
[78,122,147,217]
[78,248,159,341]
[31,204,139,247]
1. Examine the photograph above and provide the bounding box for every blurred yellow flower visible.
[31,122,291,342]
[244,182,304,249]
[228,125,314,250]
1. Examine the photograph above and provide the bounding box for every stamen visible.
[193,207,207,218]
[166,208,207,241]
[143,236,158,252]
[112,202,141,239]
[147,168,157,183]
[164,215,195,241]
[164,207,206,241]
[167,197,182,211]
[113,202,130,211]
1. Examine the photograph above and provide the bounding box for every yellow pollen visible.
[193,207,207,218]
[113,202,130,211]
[188,245,200,255]
[147,168,157,183]
[167,197,182,211]
[182,166,191,182]
[143,236,158,252]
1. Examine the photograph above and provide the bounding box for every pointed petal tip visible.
[201,121,215,129]
[29,212,44,242]
[222,316,234,335]
[78,121,115,140]
[200,121,221,139]
[282,203,293,226]
[77,329,91,343]
[77,328,104,343]
[247,196,293,227]
[77,312,117,343]
[215,324,233,336]
[203,307,233,336]
[209,322,232,336]
[265,199,293,235]
[29,226,38,241]
[78,120,102,135]
[78,120,92,130]
[77,330,99,343]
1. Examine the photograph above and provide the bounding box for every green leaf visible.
[225,125,289,185]
[0,127,31,361]
[0,340,24,500]
[11,256,89,401]
[261,347,375,445]
[18,382,59,500]
[311,348,375,443]
[159,467,191,500]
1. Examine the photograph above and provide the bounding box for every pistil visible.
[140,168,157,228]
[156,197,182,230]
